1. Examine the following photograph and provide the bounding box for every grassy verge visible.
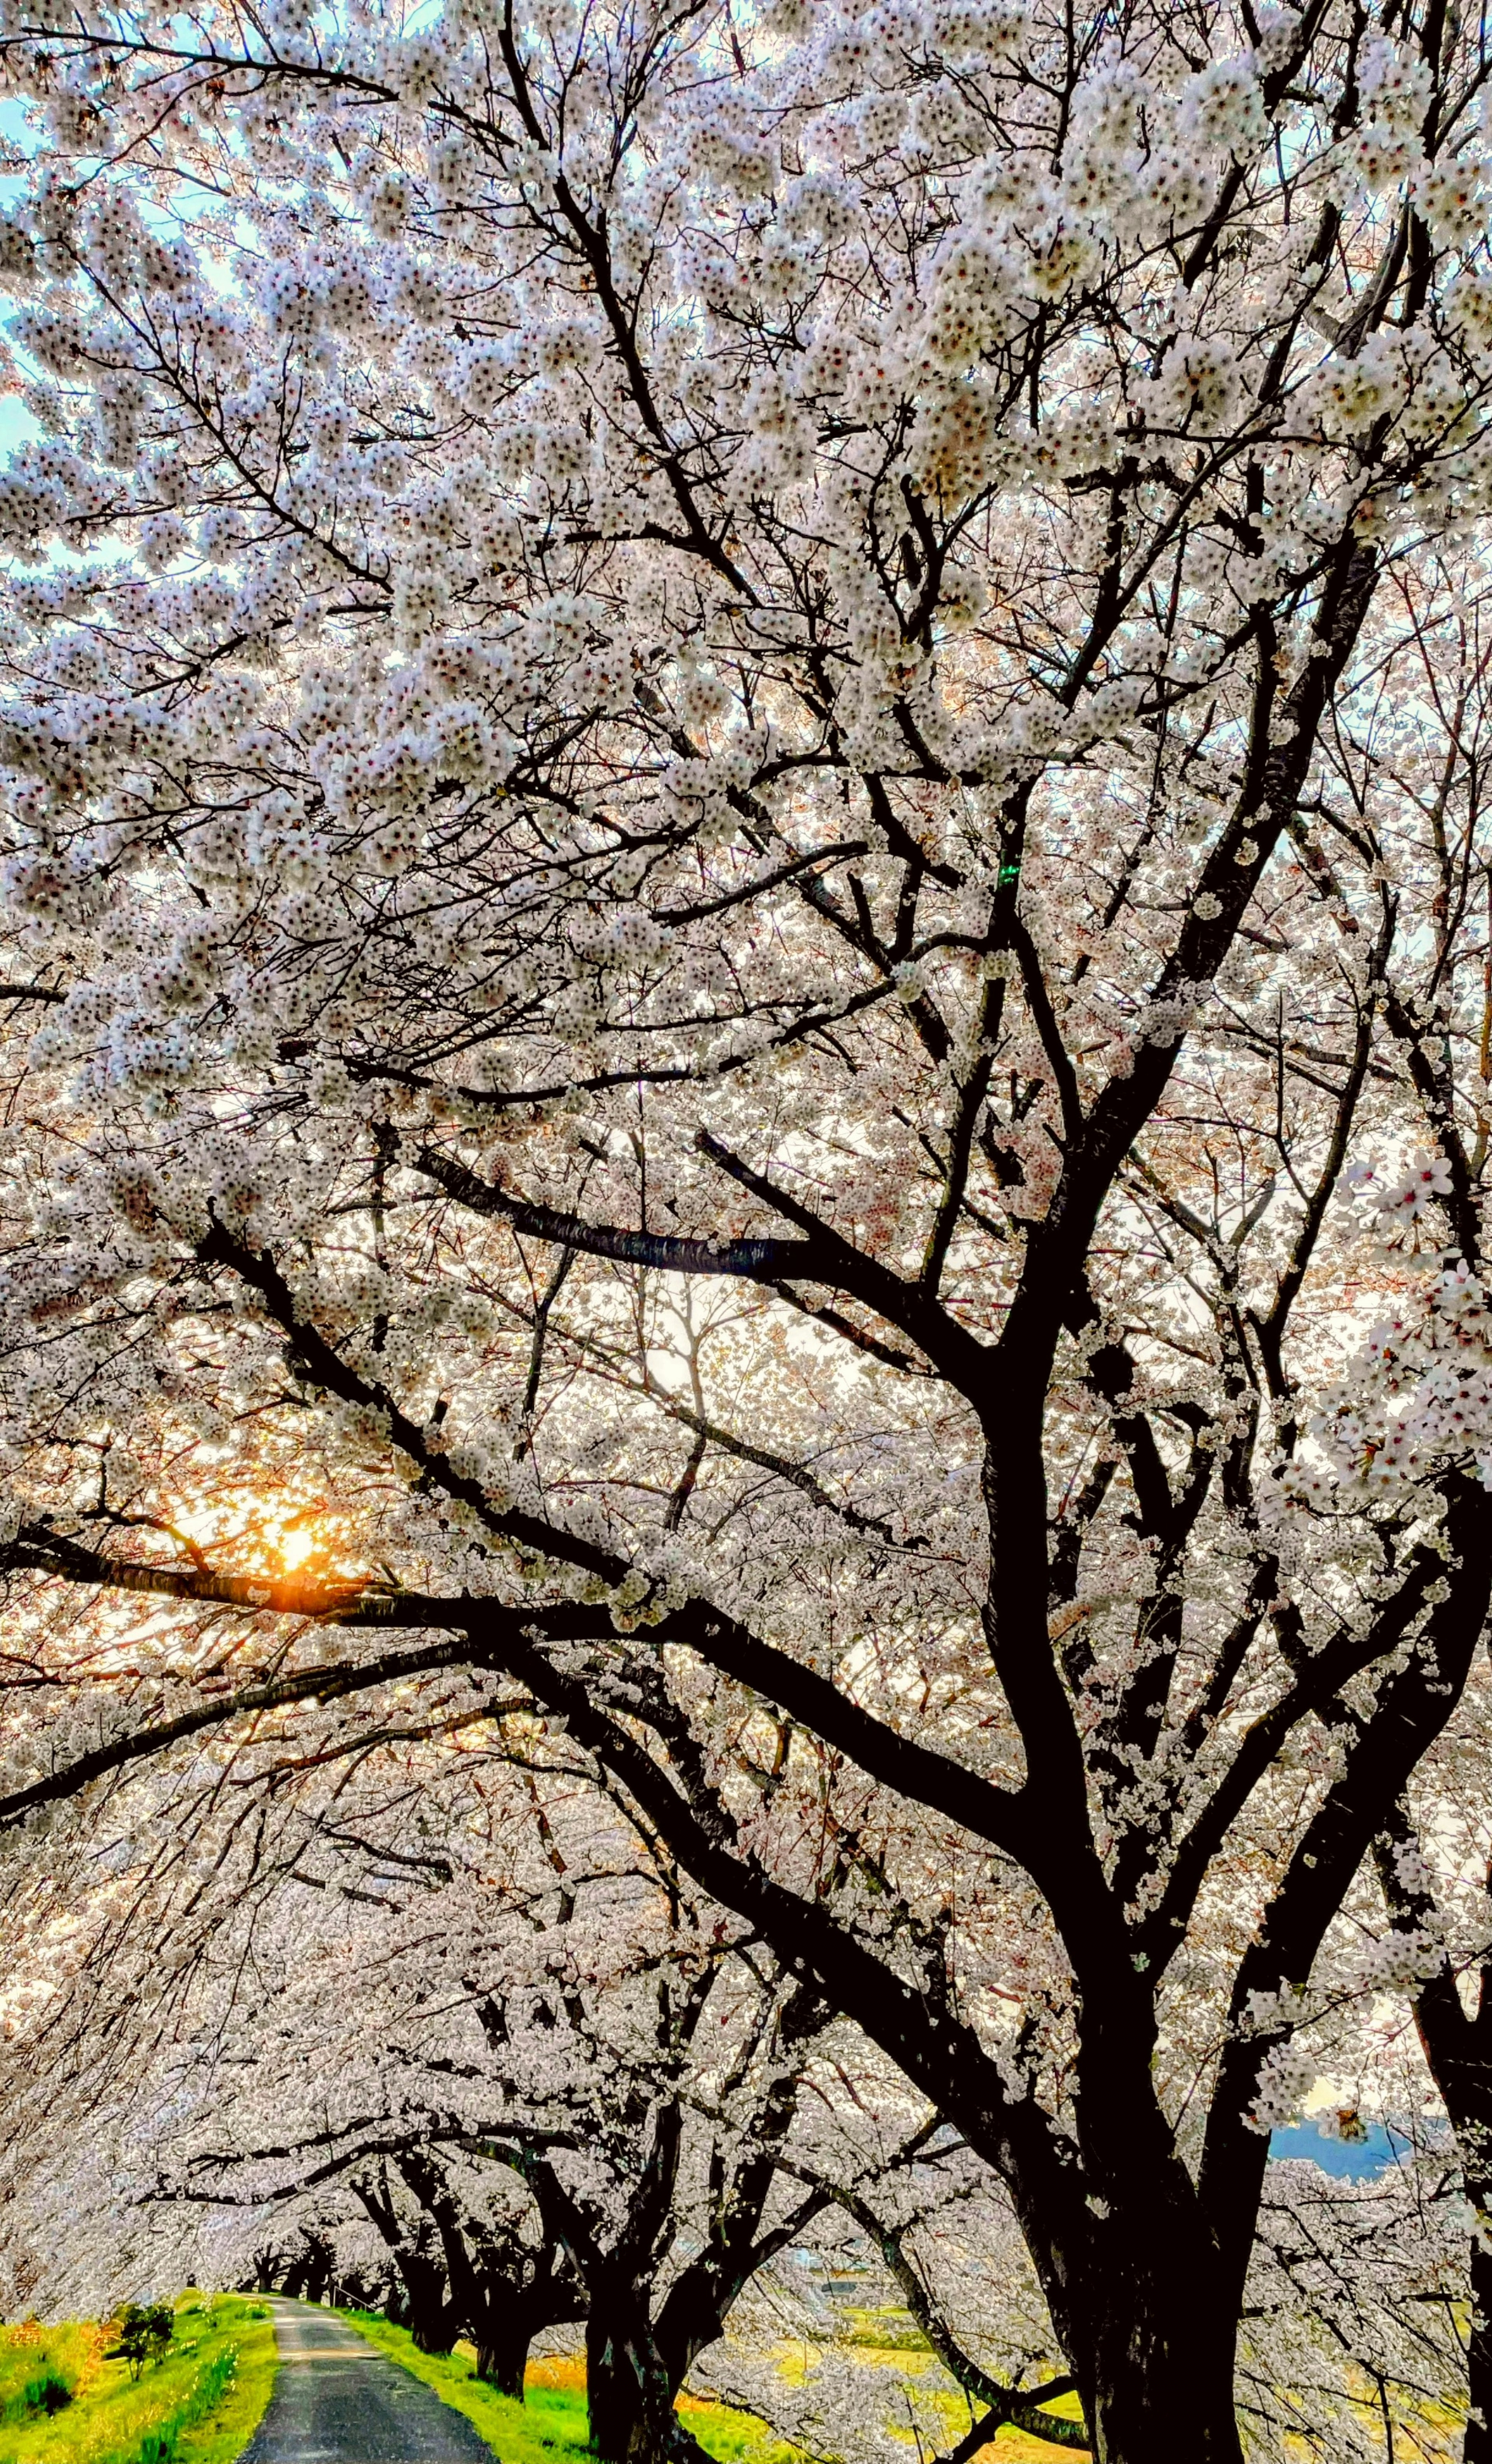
[334,2314,801,2464]
[0,2296,276,2464]
[172,2300,278,2464]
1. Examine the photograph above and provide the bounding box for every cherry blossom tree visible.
[703,2147,1469,2463]
[343,2159,484,2358]
[2,0,1492,2454]
[352,2150,587,2388]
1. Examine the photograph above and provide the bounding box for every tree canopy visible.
[2,0,1492,2456]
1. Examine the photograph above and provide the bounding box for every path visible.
[242,2301,495,2464]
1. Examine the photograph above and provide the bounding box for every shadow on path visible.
[242,2301,496,2464]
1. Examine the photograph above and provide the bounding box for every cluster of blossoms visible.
[1346,1149,1459,1245]
[1298,1259,1492,1498]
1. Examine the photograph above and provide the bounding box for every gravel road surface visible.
[242,2300,496,2464]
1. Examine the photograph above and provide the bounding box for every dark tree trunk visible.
[411,2321,461,2354]
[408,2289,460,2355]
[1084,2251,1245,2464]
[472,2326,528,2400]
[339,2267,383,2313]
[586,2293,682,2464]
[389,2151,585,2388]
[469,2273,587,2397]
[350,2175,459,2353]
[1050,2015,1251,2464]
[397,2240,459,2354]
[467,2272,586,2397]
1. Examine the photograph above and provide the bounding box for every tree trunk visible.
[585,2296,680,2464]
[1085,2267,1244,2464]
[397,2248,458,2355]
[410,2309,460,2357]
[472,2327,529,2400]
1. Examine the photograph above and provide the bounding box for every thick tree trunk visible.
[410,2310,460,2357]
[1051,2031,1250,2464]
[472,2327,529,2400]
[1084,2263,1244,2464]
[403,2253,459,2355]
[585,2297,681,2464]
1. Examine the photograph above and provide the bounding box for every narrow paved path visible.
[242,2300,495,2464]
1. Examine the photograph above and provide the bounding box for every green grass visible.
[170,2300,277,2464]
[0,2296,277,2464]
[0,2327,98,2429]
[334,2312,801,2464]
